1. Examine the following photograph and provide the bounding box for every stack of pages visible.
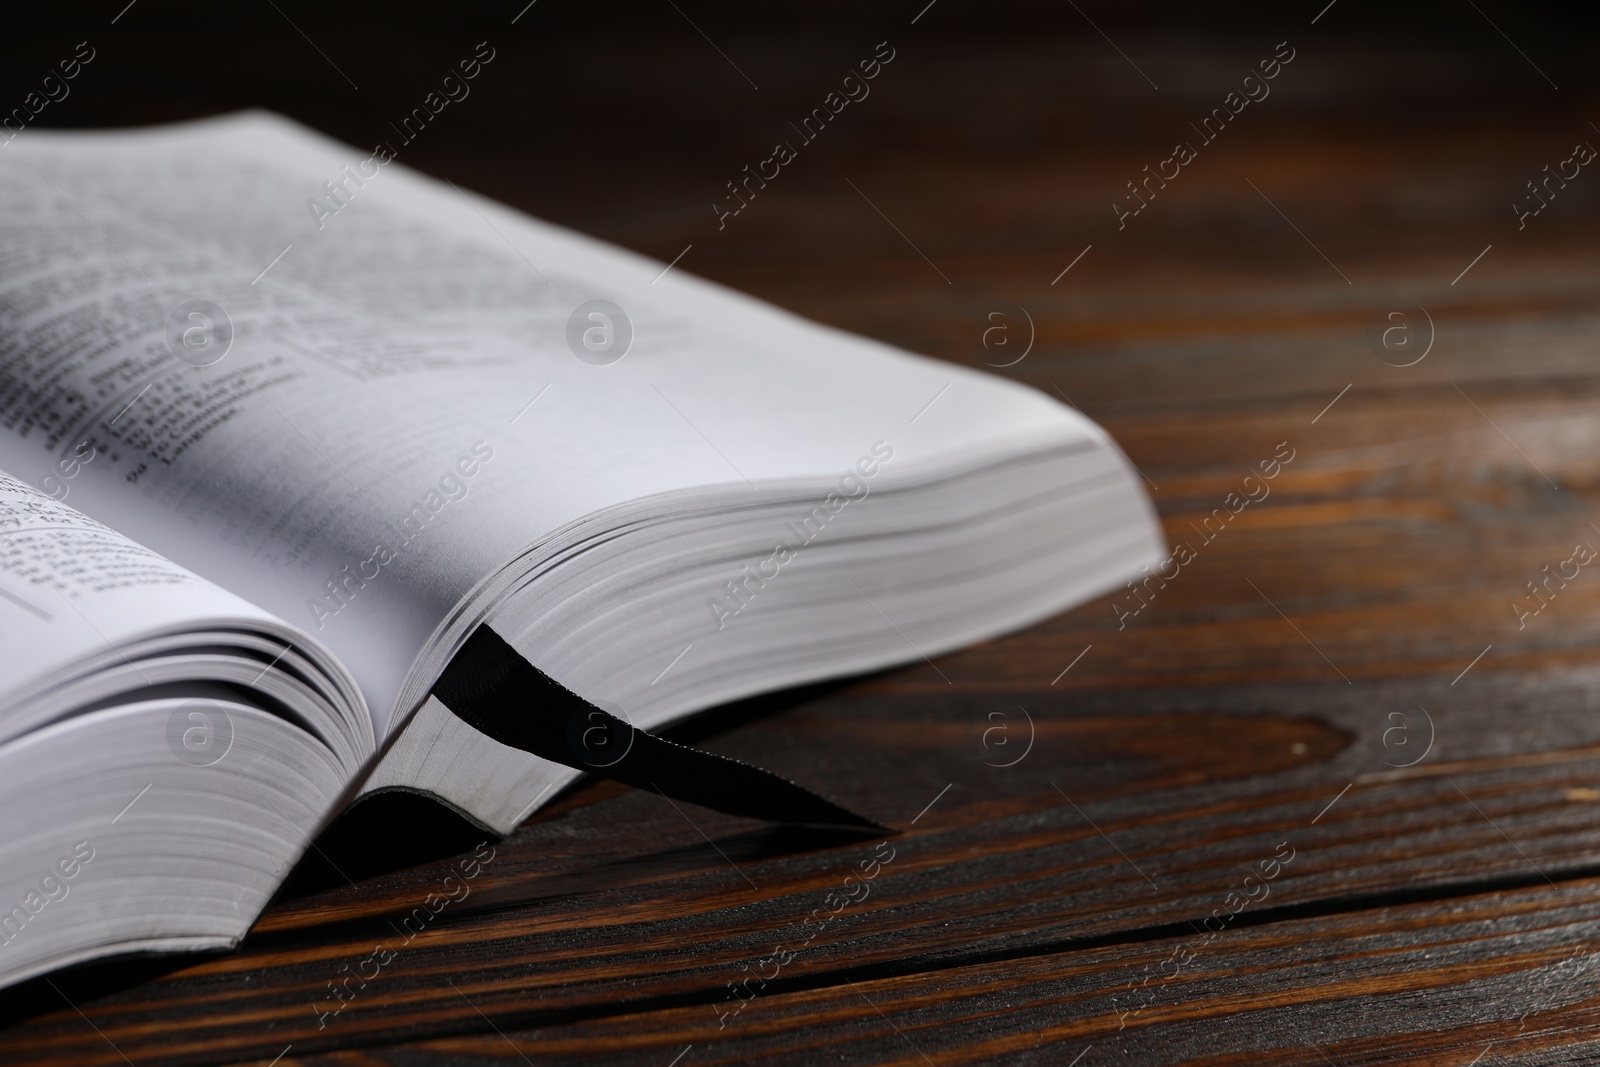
[0,112,1163,990]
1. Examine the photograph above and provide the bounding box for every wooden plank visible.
[12,665,1600,1064]
[272,875,1600,1066]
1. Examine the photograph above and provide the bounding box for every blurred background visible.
[4,1,1595,369]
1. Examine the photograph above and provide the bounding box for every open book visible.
[0,111,1163,991]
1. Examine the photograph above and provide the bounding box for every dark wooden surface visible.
[5,2,1600,1063]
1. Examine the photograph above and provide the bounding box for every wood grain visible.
[276,875,1600,1066]
[3,4,1600,1064]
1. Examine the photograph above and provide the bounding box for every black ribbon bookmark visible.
[432,625,887,831]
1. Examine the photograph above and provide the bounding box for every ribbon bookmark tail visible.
[431,625,888,832]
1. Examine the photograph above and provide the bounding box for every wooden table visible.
[4,3,1600,1063]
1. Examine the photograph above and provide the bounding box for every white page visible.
[0,112,1108,737]
[0,469,295,739]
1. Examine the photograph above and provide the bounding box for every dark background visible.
[5,0,1598,383]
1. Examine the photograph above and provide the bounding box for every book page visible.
[0,112,1101,736]
[0,469,290,740]
[0,129,532,734]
